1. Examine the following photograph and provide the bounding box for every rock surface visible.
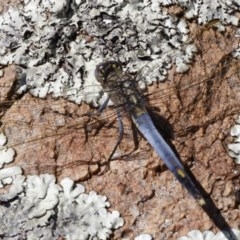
[0,1,240,240]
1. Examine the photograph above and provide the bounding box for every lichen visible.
[0,132,18,189]
[228,116,240,164]
[0,174,124,240]
[134,233,153,240]
[0,131,124,240]
[177,229,240,240]
[159,0,240,26]
[55,177,124,240]
[0,0,211,106]
[0,132,15,168]
[1,1,240,106]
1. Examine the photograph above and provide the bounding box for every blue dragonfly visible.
[94,60,238,240]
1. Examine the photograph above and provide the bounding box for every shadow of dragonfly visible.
[0,32,240,239]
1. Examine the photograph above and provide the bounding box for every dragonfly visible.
[94,60,238,240]
[0,34,239,239]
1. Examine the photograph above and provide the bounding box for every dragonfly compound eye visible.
[95,61,123,83]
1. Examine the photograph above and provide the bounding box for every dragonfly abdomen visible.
[132,111,206,206]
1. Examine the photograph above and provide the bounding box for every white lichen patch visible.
[0,174,26,201]
[160,0,240,26]
[0,174,124,240]
[0,132,15,168]
[0,132,7,146]
[0,166,22,182]
[177,229,240,240]
[134,233,153,240]
[0,132,124,240]
[228,116,240,164]
[1,1,240,106]
[22,174,61,219]
[0,149,15,168]
[0,132,17,189]
[56,178,124,240]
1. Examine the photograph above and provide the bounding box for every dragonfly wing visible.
[1,93,136,181]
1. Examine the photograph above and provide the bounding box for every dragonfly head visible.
[95,61,123,85]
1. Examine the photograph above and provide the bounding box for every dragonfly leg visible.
[98,108,124,175]
[84,97,110,144]
[83,97,110,119]
[98,97,110,113]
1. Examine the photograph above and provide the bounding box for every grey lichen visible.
[160,0,240,26]
[134,234,153,240]
[0,132,18,189]
[55,177,124,240]
[228,116,240,164]
[2,0,234,106]
[0,133,124,240]
[0,174,124,240]
[1,1,240,106]
[177,229,240,240]
[0,132,15,168]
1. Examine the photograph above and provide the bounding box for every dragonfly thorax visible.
[95,61,123,86]
[95,61,147,116]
